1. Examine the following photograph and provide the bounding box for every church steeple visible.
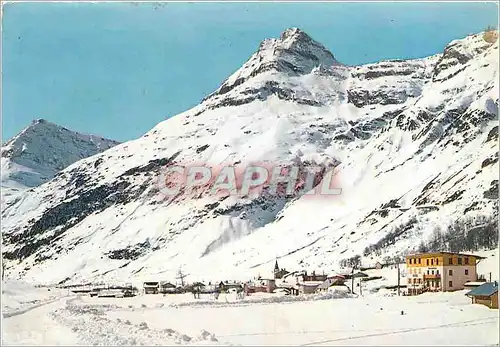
[274,259,279,273]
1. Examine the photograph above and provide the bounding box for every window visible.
[431,270,434,275]
[448,258,453,265]
[436,270,440,275]
[465,269,469,276]
[449,281,453,288]
[465,257,469,265]
[435,258,439,265]
[431,259,434,266]
[426,259,429,266]
[449,269,453,276]
[458,257,462,265]
[418,258,421,264]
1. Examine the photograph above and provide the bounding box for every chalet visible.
[219,281,243,293]
[244,282,267,294]
[159,282,177,294]
[315,278,345,293]
[406,252,485,295]
[274,281,299,296]
[143,281,159,294]
[298,281,323,294]
[466,282,499,309]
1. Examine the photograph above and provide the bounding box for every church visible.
[274,260,289,280]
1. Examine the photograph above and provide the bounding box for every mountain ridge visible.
[1,118,120,210]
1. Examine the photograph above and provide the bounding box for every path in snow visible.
[2,297,79,346]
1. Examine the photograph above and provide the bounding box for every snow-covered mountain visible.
[1,119,120,210]
[2,28,498,285]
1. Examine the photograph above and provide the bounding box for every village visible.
[59,250,499,310]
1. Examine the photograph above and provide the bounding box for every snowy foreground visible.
[2,281,499,346]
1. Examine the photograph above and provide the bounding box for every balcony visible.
[424,274,441,280]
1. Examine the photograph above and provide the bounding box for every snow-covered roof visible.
[300,281,324,286]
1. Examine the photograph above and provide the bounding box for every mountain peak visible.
[1,120,120,191]
[32,118,48,125]
[204,28,339,101]
[255,27,338,71]
[279,27,310,43]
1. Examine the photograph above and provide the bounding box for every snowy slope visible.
[1,28,498,285]
[1,119,120,210]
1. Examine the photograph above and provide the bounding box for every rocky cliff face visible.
[2,29,498,285]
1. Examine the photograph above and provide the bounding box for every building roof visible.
[466,282,499,297]
[159,282,176,288]
[317,278,344,289]
[406,252,486,259]
[463,281,487,287]
[300,281,324,286]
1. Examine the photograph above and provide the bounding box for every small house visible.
[143,281,159,294]
[159,282,177,294]
[276,282,299,296]
[466,281,498,309]
[219,281,243,293]
[299,281,323,294]
[260,278,276,293]
[316,278,345,293]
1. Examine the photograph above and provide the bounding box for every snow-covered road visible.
[3,297,79,346]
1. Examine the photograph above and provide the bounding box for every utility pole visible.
[176,268,187,287]
[397,262,401,296]
[351,266,355,294]
[490,272,492,283]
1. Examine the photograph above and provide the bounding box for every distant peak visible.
[3,119,120,150]
[279,27,310,42]
[205,28,339,101]
[255,28,335,64]
[29,118,58,129]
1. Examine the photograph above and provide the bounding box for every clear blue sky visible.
[2,2,498,142]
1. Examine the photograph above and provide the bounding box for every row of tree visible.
[417,215,498,253]
[341,214,498,269]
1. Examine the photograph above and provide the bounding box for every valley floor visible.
[2,281,499,346]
